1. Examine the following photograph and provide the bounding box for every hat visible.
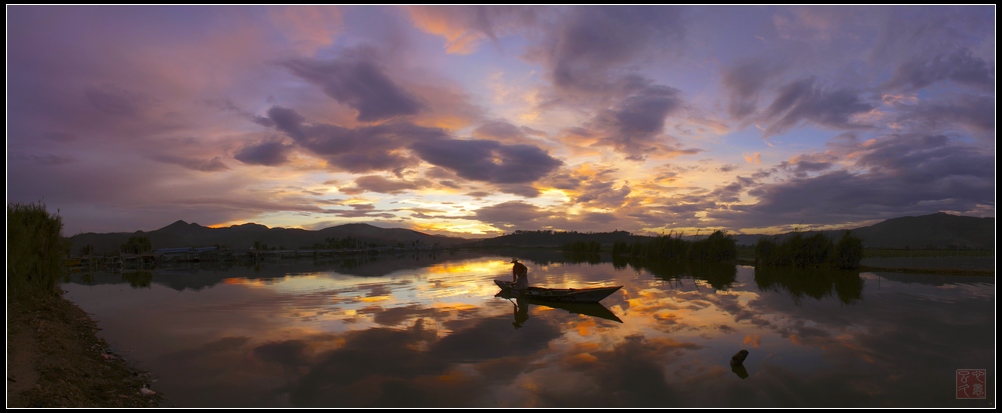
[511,258,519,263]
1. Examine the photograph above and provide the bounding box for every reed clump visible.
[612,230,737,263]
[756,230,863,269]
[8,202,70,299]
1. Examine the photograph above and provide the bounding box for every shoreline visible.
[733,258,994,277]
[6,290,164,408]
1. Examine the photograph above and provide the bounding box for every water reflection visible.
[495,289,623,324]
[754,266,864,304]
[60,251,994,408]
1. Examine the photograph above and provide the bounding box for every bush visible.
[8,202,70,298]
[833,231,864,269]
[754,230,863,269]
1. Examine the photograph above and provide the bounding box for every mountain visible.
[68,212,994,256]
[733,213,994,249]
[69,221,470,255]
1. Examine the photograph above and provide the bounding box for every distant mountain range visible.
[68,212,995,255]
[730,212,994,249]
[69,220,469,255]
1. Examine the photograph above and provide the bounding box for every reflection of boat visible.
[494,280,622,303]
[495,289,623,323]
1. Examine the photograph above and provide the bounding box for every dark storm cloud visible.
[284,54,423,122]
[882,48,994,92]
[411,139,562,184]
[234,139,293,166]
[714,134,994,228]
[762,78,874,137]
[534,6,686,92]
[149,154,230,172]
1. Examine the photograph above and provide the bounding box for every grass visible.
[8,202,70,300]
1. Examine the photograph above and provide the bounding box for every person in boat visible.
[511,258,529,290]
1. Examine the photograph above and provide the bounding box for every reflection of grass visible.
[863,248,994,258]
[621,258,738,290]
[754,266,863,305]
[121,271,153,288]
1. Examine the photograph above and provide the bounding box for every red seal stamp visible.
[956,369,987,399]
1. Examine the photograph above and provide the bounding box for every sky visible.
[7,5,996,238]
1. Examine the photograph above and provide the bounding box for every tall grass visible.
[755,230,863,269]
[612,230,736,263]
[8,202,70,299]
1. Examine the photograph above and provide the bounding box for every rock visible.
[729,349,749,366]
[140,387,156,396]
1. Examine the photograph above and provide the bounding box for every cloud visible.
[531,6,686,93]
[473,201,550,229]
[889,93,995,135]
[713,133,995,228]
[234,139,294,166]
[339,175,432,195]
[411,139,562,184]
[404,6,544,54]
[762,78,874,137]
[472,120,528,143]
[721,57,786,118]
[149,154,230,172]
[592,80,684,158]
[284,52,424,122]
[267,106,562,184]
[882,48,994,92]
[12,153,76,166]
[575,179,631,209]
[267,106,431,173]
[85,84,158,117]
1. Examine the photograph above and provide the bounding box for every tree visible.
[121,235,153,254]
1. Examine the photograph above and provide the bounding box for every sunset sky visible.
[7,5,996,238]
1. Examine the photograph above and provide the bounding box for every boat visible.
[494,279,622,303]
[494,289,623,323]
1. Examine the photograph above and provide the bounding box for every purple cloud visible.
[234,139,294,166]
[284,53,423,122]
[411,139,562,185]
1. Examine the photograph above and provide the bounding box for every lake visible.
[61,250,994,408]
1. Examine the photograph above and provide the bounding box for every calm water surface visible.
[61,250,995,408]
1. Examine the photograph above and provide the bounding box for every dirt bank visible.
[6,291,163,408]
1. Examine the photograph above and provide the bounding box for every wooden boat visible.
[494,279,622,303]
[494,289,623,323]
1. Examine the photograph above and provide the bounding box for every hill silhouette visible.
[69,212,994,256]
[731,212,994,249]
[69,221,469,255]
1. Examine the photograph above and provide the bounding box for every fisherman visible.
[511,258,529,290]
